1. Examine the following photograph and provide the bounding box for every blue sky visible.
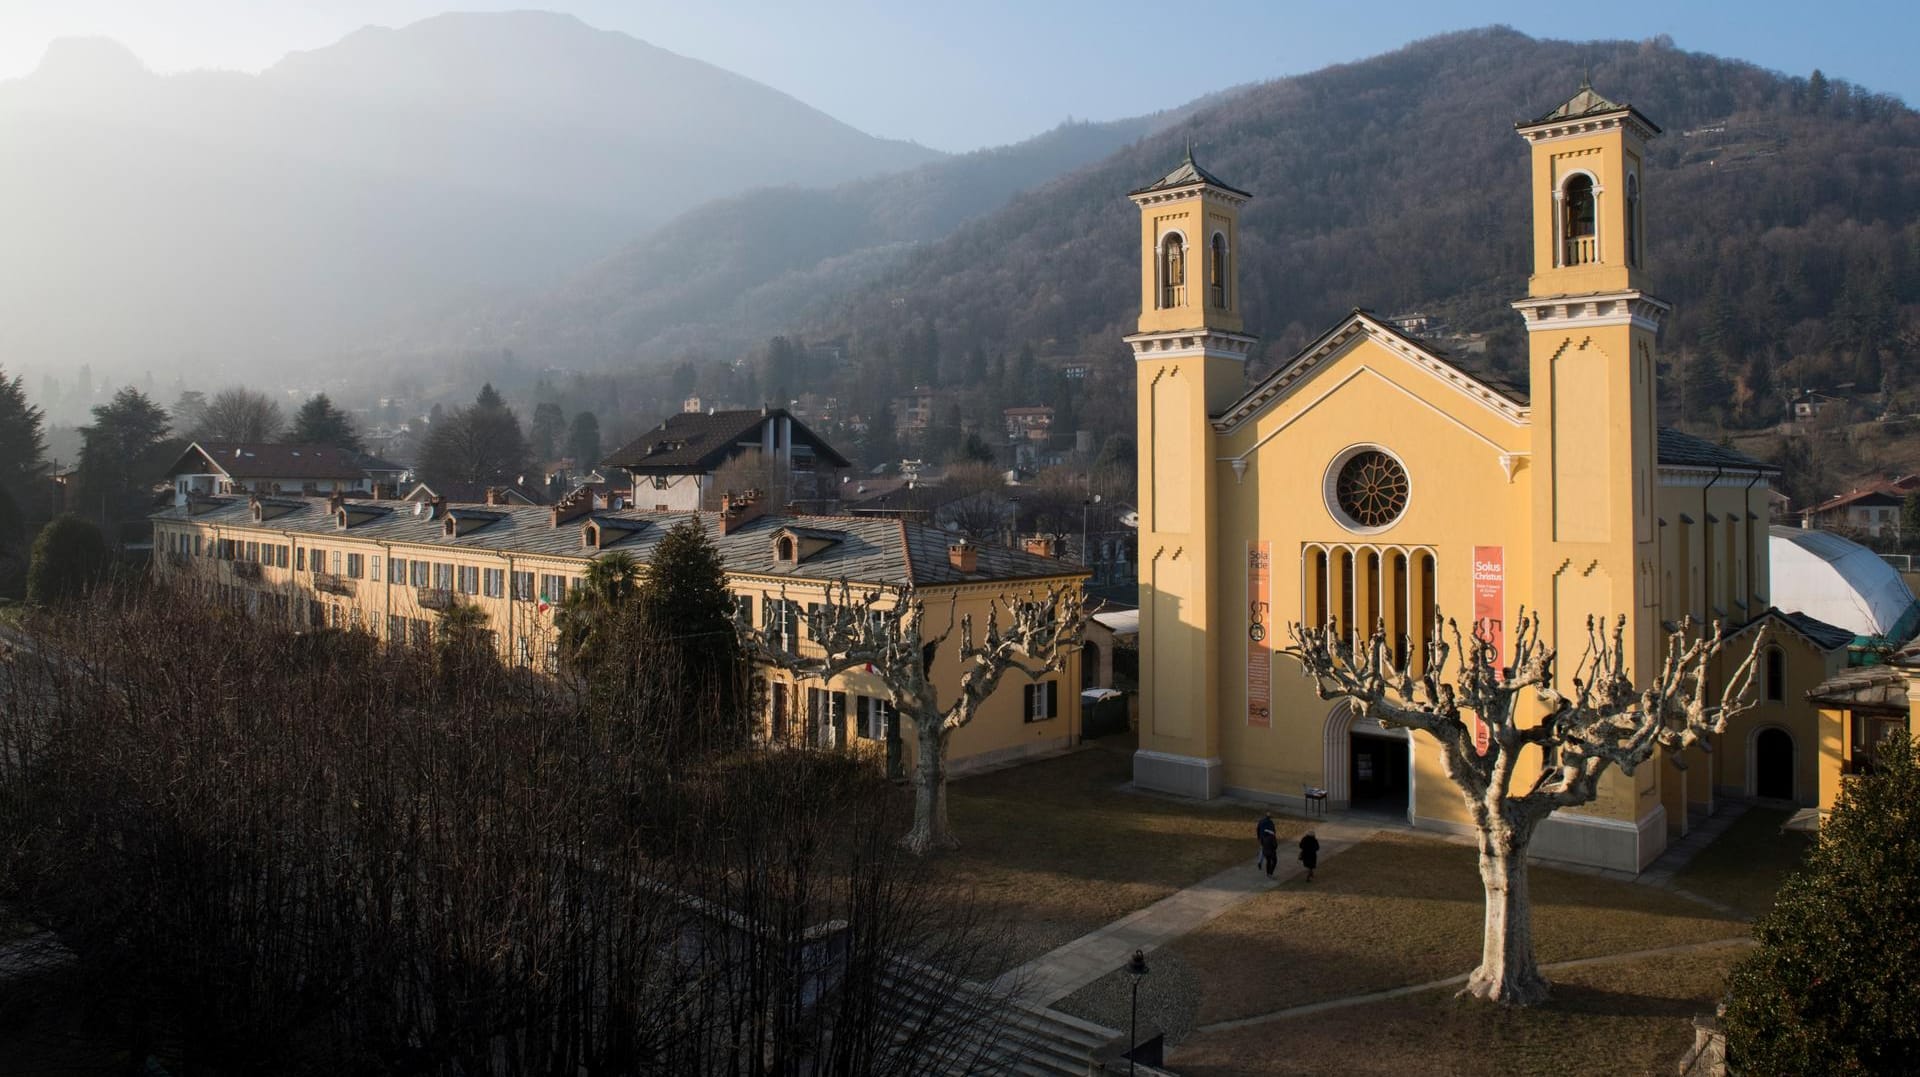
[3,1,1914,151]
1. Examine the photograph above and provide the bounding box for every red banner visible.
[1471,546,1504,755]
[1247,542,1271,728]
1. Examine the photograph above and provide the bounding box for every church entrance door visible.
[1755,728,1795,801]
[1349,731,1410,818]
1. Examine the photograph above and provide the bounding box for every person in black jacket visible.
[1298,831,1320,881]
[1255,813,1279,876]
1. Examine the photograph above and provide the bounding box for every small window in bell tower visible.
[1562,174,1597,266]
[1209,233,1228,309]
[1159,234,1186,309]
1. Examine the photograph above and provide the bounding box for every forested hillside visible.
[798,28,1916,446]
[421,28,1918,507]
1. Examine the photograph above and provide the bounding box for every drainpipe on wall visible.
[1702,467,1723,624]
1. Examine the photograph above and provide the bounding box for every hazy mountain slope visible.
[432,108,1215,364]
[803,28,1917,390]
[0,12,938,374]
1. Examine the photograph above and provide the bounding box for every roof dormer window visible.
[775,536,797,563]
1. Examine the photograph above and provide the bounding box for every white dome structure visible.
[1769,526,1920,646]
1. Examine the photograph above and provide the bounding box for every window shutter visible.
[1046,681,1059,719]
[1024,683,1036,718]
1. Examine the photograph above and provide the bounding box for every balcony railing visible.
[416,587,454,610]
[315,572,355,596]
[233,561,263,580]
[1563,235,1597,266]
[1159,284,1187,309]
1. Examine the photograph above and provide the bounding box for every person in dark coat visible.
[1255,813,1279,877]
[1298,831,1320,881]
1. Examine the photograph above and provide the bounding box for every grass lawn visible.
[1670,806,1813,918]
[1170,945,1747,1077]
[1056,831,1746,1036]
[922,737,1301,970]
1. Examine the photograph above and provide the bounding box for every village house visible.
[162,441,406,504]
[601,407,850,512]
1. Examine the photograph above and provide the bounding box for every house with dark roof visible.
[151,491,1087,778]
[602,407,851,512]
[162,441,405,505]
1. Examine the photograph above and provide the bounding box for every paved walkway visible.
[1639,801,1749,887]
[996,820,1376,1005]
[1189,935,1758,1035]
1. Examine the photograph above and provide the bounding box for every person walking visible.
[1298,830,1320,882]
[1255,813,1279,877]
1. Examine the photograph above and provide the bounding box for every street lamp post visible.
[1127,947,1150,1075]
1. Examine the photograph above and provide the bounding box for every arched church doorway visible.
[1755,727,1795,801]
[1350,729,1410,818]
[1322,702,1413,822]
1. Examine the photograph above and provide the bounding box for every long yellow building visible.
[1129,83,1857,871]
[152,490,1086,777]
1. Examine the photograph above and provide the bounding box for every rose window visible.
[1333,451,1409,529]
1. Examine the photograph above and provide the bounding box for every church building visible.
[1128,84,1845,872]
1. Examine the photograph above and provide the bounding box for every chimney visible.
[1024,536,1060,559]
[719,488,767,535]
[949,539,978,574]
[550,485,593,528]
[326,490,347,515]
[485,486,508,506]
[428,496,448,521]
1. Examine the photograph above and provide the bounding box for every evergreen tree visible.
[1902,492,1920,550]
[1725,734,1920,1074]
[289,393,363,452]
[567,411,602,470]
[529,402,566,462]
[637,520,751,751]
[26,514,111,606]
[75,388,170,522]
[0,367,48,543]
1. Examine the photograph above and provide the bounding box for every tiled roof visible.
[152,497,1082,589]
[169,441,371,481]
[601,408,851,473]
[1520,79,1661,133]
[1129,148,1251,199]
[1655,428,1777,473]
[1777,610,1858,652]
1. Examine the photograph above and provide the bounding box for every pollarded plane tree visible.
[1285,610,1764,1005]
[740,579,1083,854]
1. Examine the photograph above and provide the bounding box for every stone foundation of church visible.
[1132,750,1224,799]
[1413,804,1668,874]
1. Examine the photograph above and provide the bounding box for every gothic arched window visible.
[1160,234,1186,309]
[1764,645,1785,702]
[1209,233,1229,309]
[1625,173,1641,268]
[1562,173,1597,266]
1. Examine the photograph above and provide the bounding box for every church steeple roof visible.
[1519,77,1663,133]
[1129,142,1251,198]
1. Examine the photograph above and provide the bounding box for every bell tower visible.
[1514,83,1671,861]
[1127,148,1258,800]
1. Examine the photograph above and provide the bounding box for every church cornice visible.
[1126,185,1250,210]
[1126,328,1259,361]
[1515,109,1660,145]
[1512,290,1671,333]
[1210,311,1529,432]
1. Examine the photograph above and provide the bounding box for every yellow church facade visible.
[1129,85,1833,872]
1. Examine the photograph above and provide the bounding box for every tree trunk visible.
[1460,821,1551,1005]
[902,721,958,855]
